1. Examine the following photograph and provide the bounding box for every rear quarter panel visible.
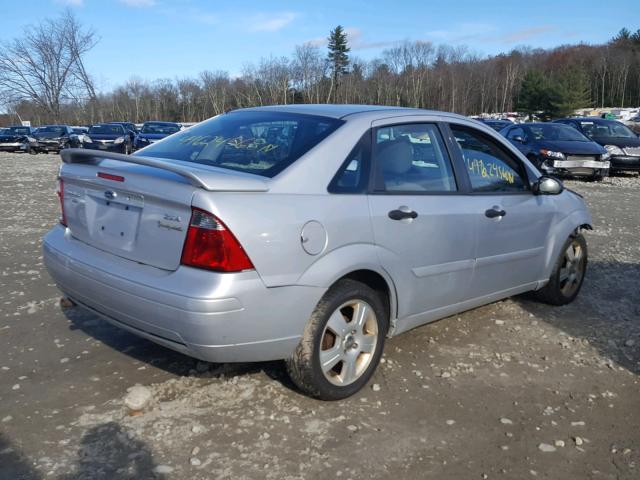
[192,191,376,287]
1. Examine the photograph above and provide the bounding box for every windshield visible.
[137,111,344,177]
[7,127,30,135]
[141,123,180,134]
[89,125,125,135]
[36,126,65,135]
[579,120,636,139]
[526,124,590,142]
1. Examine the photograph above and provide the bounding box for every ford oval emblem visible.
[104,190,117,200]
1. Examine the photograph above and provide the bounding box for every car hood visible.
[35,133,65,140]
[137,133,170,140]
[87,133,122,140]
[0,134,27,142]
[589,136,640,148]
[536,140,606,155]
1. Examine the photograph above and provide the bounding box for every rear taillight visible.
[180,208,254,272]
[57,178,67,226]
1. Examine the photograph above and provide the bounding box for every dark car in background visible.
[554,117,640,173]
[71,126,89,135]
[134,121,181,150]
[108,121,138,144]
[501,122,609,180]
[0,126,37,153]
[478,119,513,131]
[32,125,81,153]
[626,116,640,134]
[82,123,133,154]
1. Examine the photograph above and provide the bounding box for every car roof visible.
[235,104,470,121]
[143,121,179,125]
[519,122,572,128]
[556,117,616,123]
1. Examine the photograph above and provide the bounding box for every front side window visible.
[138,112,343,178]
[451,125,528,193]
[373,123,456,193]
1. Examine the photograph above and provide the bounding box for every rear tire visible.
[534,233,587,305]
[286,279,388,400]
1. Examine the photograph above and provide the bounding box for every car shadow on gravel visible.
[1,424,167,480]
[62,304,295,389]
[0,433,41,480]
[517,260,640,375]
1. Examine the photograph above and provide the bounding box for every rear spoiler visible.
[60,148,269,192]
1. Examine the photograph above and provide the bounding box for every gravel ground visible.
[0,152,638,480]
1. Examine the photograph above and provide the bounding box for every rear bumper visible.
[43,226,324,362]
[609,155,640,171]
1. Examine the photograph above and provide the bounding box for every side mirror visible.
[512,135,525,143]
[533,176,563,195]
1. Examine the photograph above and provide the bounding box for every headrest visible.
[378,139,413,175]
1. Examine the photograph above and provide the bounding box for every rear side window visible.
[329,132,371,193]
[451,125,528,193]
[138,112,344,178]
[373,123,457,193]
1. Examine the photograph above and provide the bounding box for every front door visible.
[449,124,557,299]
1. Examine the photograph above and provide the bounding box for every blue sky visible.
[1,0,638,92]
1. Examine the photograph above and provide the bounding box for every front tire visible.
[534,233,587,305]
[286,279,388,400]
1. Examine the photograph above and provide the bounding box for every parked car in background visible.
[108,121,138,134]
[0,125,37,153]
[71,126,89,135]
[479,118,513,131]
[82,123,133,154]
[32,125,82,154]
[108,121,138,144]
[625,115,640,134]
[133,121,181,150]
[501,122,609,181]
[554,117,640,173]
[44,105,592,400]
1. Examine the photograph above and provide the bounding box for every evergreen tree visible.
[548,69,592,118]
[516,70,552,120]
[326,25,350,102]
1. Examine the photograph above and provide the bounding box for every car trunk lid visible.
[59,149,268,271]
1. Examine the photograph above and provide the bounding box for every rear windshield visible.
[141,123,180,134]
[137,111,344,177]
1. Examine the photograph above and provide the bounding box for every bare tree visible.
[0,9,97,121]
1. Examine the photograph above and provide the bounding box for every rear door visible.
[366,121,477,320]
[448,124,556,298]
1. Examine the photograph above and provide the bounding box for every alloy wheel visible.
[559,239,585,297]
[319,300,379,386]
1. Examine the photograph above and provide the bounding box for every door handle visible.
[485,207,506,218]
[388,209,418,221]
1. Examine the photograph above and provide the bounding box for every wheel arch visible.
[541,209,593,281]
[296,244,398,333]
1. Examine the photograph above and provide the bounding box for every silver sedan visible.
[43,105,592,399]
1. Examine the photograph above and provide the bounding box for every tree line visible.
[1,12,639,126]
